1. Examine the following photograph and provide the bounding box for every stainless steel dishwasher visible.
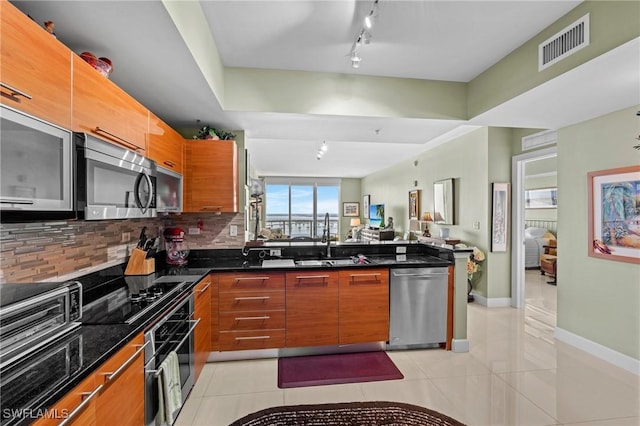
[388,267,449,349]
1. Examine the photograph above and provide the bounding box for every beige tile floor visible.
[176,272,639,426]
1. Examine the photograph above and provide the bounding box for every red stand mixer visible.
[163,227,189,265]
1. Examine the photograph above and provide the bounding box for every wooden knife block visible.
[125,248,155,275]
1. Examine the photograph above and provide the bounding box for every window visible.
[265,178,339,239]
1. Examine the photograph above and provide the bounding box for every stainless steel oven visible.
[144,292,197,426]
[75,132,157,220]
[0,106,75,221]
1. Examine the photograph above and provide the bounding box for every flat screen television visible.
[369,203,384,228]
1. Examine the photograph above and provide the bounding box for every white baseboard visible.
[451,339,469,353]
[555,327,640,376]
[471,292,512,308]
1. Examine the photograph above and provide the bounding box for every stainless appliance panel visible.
[0,281,82,368]
[156,166,182,213]
[75,133,157,220]
[144,293,195,426]
[0,106,74,217]
[388,267,449,349]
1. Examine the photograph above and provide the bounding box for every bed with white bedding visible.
[524,222,557,268]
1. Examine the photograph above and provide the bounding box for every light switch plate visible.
[229,225,238,237]
[473,221,480,230]
[396,254,407,262]
[396,246,407,254]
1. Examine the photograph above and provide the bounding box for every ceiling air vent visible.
[522,130,557,151]
[539,13,589,71]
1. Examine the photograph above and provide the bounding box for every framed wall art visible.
[491,182,510,252]
[588,165,640,264]
[525,187,557,209]
[363,194,370,219]
[409,190,420,220]
[343,202,359,217]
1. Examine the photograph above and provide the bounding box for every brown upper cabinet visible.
[148,112,184,174]
[184,140,239,213]
[0,0,72,129]
[72,55,148,152]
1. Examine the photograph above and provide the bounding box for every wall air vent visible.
[522,129,557,151]
[539,13,589,71]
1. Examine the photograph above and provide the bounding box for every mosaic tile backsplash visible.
[0,213,245,283]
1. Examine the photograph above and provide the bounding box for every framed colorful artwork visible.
[588,165,640,264]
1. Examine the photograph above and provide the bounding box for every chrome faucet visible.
[321,212,332,258]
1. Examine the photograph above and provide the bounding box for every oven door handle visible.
[173,318,200,352]
[101,341,149,384]
[146,319,200,378]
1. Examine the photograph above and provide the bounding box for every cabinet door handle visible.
[0,82,32,99]
[349,273,381,279]
[235,335,270,341]
[163,160,176,167]
[58,383,104,426]
[100,341,149,384]
[234,276,270,282]
[234,296,270,301]
[0,198,34,205]
[295,275,330,280]
[94,126,143,152]
[196,282,211,294]
[235,316,270,321]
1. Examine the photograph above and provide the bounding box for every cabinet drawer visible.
[219,273,285,291]
[219,310,285,331]
[219,290,285,311]
[219,329,285,351]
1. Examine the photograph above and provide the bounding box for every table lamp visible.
[350,218,361,240]
[421,212,433,237]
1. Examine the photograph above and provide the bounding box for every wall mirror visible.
[433,178,455,225]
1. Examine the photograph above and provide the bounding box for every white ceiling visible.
[12,1,639,178]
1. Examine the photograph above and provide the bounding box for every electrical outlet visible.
[230,225,238,237]
[396,254,407,262]
[396,246,407,254]
[188,227,201,235]
[121,232,131,243]
[270,249,282,257]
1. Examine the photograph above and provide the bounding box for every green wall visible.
[340,179,362,240]
[468,1,640,118]
[557,105,640,359]
[361,128,493,295]
[486,127,514,299]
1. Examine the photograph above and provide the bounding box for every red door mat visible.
[277,351,404,388]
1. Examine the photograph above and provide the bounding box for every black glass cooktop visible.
[81,275,191,325]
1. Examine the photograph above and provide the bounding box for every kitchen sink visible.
[294,257,372,267]
[294,260,329,267]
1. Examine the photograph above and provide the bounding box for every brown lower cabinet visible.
[338,268,390,344]
[33,333,145,426]
[194,275,213,381]
[217,272,285,351]
[285,270,339,347]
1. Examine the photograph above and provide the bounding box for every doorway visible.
[511,146,557,340]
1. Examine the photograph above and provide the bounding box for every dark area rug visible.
[229,401,466,426]
[277,351,404,389]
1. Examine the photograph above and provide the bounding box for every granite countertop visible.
[5,245,454,425]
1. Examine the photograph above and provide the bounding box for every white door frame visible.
[511,146,557,308]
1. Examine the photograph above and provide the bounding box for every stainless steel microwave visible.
[75,133,157,220]
[0,106,75,221]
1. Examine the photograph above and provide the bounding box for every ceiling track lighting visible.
[349,0,380,69]
[316,141,328,160]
